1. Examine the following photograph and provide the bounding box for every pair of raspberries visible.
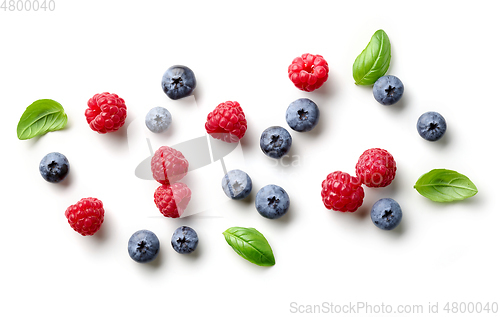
[321,148,397,212]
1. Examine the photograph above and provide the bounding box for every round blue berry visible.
[171,226,199,254]
[39,152,70,183]
[373,75,404,106]
[145,107,172,133]
[417,111,447,141]
[128,230,160,263]
[161,65,196,100]
[286,98,320,132]
[222,169,252,200]
[370,198,402,230]
[260,126,292,159]
[255,184,290,219]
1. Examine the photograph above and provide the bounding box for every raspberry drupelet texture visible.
[65,197,105,236]
[355,148,397,188]
[205,101,247,143]
[288,53,329,92]
[151,146,189,185]
[321,171,364,212]
[85,92,127,134]
[154,183,192,218]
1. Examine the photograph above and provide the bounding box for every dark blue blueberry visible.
[285,98,320,132]
[371,198,402,230]
[171,226,199,254]
[259,126,292,159]
[145,107,172,133]
[161,65,196,100]
[255,184,290,219]
[373,75,404,106]
[39,152,69,183]
[417,111,447,141]
[222,169,252,200]
[128,230,160,263]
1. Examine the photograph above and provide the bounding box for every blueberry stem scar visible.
[268,196,280,207]
[385,85,396,96]
[298,109,308,120]
[382,210,393,222]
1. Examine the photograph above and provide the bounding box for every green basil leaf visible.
[17,99,68,140]
[353,29,391,85]
[223,227,275,266]
[414,169,478,202]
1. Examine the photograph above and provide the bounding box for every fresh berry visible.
[171,226,199,254]
[39,152,69,183]
[151,146,189,184]
[373,75,404,106]
[255,184,290,219]
[65,197,105,236]
[260,126,292,159]
[161,65,196,100]
[154,183,191,218]
[222,169,252,200]
[417,111,447,141]
[286,98,320,132]
[355,148,397,188]
[128,230,160,263]
[145,107,172,133]
[371,198,402,230]
[85,92,127,134]
[288,53,329,92]
[205,101,247,143]
[321,171,364,212]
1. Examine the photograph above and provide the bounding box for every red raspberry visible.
[65,197,105,236]
[321,171,364,212]
[355,148,397,188]
[154,183,192,218]
[288,53,329,92]
[151,146,189,185]
[205,101,247,143]
[85,92,127,134]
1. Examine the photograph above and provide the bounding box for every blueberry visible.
[286,98,320,132]
[145,107,172,133]
[171,226,199,254]
[128,230,160,263]
[222,169,252,200]
[373,75,404,106]
[417,111,447,141]
[39,152,69,183]
[260,126,292,159]
[370,198,402,230]
[255,184,290,219]
[161,65,196,100]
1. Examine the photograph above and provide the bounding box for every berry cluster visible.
[151,145,191,218]
[321,148,398,222]
[32,28,457,267]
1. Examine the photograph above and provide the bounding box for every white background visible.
[1,1,499,316]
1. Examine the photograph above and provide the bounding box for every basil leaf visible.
[353,29,391,85]
[17,99,68,140]
[414,169,478,202]
[223,227,275,266]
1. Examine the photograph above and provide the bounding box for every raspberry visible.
[154,183,192,218]
[288,53,329,92]
[321,171,364,212]
[151,146,189,184]
[205,101,247,143]
[65,197,105,236]
[355,148,397,188]
[85,92,127,134]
